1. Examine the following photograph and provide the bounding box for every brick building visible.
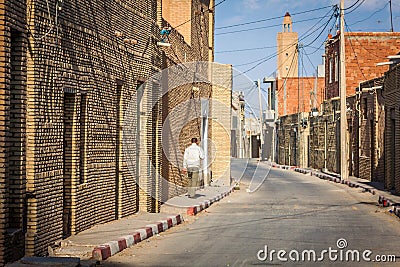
[276,77,325,116]
[0,0,222,264]
[325,32,400,99]
[277,31,400,176]
[355,77,385,183]
[159,0,221,198]
[1,0,28,263]
[276,112,309,167]
[275,12,325,117]
[383,61,400,194]
[277,97,357,174]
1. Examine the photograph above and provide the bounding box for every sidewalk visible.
[161,185,233,215]
[46,184,234,263]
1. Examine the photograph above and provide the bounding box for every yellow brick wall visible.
[211,64,232,186]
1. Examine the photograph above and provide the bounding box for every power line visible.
[349,1,389,26]
[216,16,327,36]
[218,43,328,60]
[303,10,337,47]
[215,45,277,54]
[216,5,333,30]
[345,0,366,15]
[238,7,336,75]
[343,0,364,10]
[228,6,335,79]
[344,22,386,59]
[344,19,368,81]
[174,0,229,29]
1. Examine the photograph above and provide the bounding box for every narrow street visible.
[101,159,400,266]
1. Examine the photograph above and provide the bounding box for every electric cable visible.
[216,16,327,36]
[174,0,229,29]
[237,7,336,75]
[349,1,388,26]
[344,19,368,81]
[216,5,333,30]
[345,0,366,15]
[342,0,364,10]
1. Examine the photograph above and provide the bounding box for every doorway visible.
[63,92,75,238]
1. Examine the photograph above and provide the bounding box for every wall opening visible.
[7,28,26,262]
[390,116,395,190]
[79,93,87,184]
[115,83,122,219]
[63,92,75,238]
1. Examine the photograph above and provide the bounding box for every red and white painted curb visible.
[273,163,400,219]
[187,188,235,216]
[92,214,184,261]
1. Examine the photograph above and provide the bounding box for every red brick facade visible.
[325,32,400,99]
[276,77,325,116]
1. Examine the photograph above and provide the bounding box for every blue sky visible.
[214,0,400,82]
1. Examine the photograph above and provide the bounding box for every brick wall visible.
[162,0,192,44]
[278,97,359,175]
[160,0,215,199]
[0,0,217,262]
[383,64,400,194]
[211,64,231,185]
[325,32,400,100]
[0,0,28,264]
[276,77,325,116]
[358,77,385,183]
[22,0,162,257]
[276,112,309,167]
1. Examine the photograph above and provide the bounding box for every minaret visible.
[277,12,298,78]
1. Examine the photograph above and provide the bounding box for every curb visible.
[274,163,400,219]
[92,214,184,261]
[187,187,234,216]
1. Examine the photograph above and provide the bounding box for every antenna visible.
[389,0,394,32]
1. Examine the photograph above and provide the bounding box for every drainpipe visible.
[323,119,327,172]
[356,82,362,178]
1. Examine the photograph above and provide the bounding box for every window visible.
[363,98,368,120]
[335,54,338,82]
[329,58,333,84]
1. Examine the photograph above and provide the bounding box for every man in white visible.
[182,137,204,198]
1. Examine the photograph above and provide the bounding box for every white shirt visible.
[183,143,205,168]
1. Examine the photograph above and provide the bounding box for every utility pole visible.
[389,0,394,32]
[340,0,348,180]
[296,44,301,167]
[257,79,264,160]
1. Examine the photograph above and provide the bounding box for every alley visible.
[101,159,400,266]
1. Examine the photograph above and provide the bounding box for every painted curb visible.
[187,187,234,216]
[92,214,184,261]
[277,163,400,219]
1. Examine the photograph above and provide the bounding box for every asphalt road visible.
[102,159,400,267]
